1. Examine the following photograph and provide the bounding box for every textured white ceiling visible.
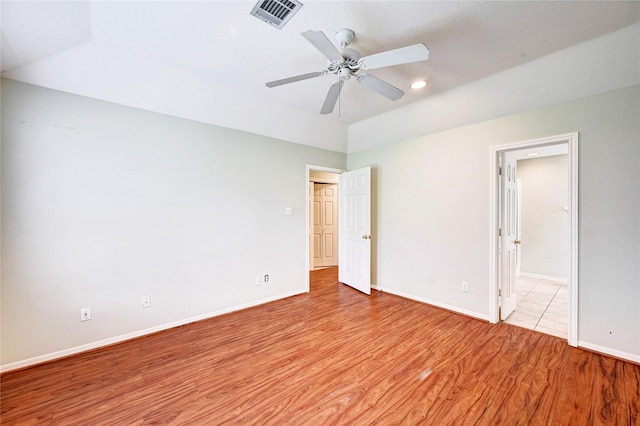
[2,1,639,152]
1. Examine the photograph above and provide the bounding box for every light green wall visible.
[2,79,638,366]
[1,79,346,366]
[349,85,639,359]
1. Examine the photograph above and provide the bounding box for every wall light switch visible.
[285,207,293,215]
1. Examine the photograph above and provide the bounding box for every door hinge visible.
[499,166,503,176]
[498,228,502,237]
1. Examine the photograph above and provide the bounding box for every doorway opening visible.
[305,165,373,296]
[305,165,344,293]
[489,133,578,346]
[310,173,340,271]
[505,147,569,339]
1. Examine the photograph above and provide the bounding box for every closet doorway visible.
[309,169,340,270]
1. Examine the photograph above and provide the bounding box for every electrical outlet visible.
[264,274,269,283]
[142,296,151,308]
[461,281,469,292]
[256,276,261,286]
[80,307,91,321]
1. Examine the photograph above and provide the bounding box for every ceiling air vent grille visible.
[250,0,303,30]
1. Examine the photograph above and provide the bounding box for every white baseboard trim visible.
[373,285,490,322]
[519,272,568,283]
[371,288,639,364]
[577,341,640,364]
[0,290,305,373]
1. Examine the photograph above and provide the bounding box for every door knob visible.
[514,239,521,245]
[362,235,371,240]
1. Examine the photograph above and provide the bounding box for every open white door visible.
[500,154,519,319]
[339,167,371,295]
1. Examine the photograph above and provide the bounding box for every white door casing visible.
[500,154,518,320]
[516,178,522,277]
[489,132,578,347]
[339,167,371,295]
[313,184,322,267]
[309,181,314,269]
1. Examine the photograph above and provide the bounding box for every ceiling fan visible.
[265,28,430,114]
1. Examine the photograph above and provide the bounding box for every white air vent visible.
[250,0,303,30]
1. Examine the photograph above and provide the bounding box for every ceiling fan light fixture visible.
[338,68,352,81]
[410,80,429,90]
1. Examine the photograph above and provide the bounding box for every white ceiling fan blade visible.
[302,30,344,62]
[357,73,404,101]
[320,82,343,114]
[266,71,326,88]
[358,43,430,70]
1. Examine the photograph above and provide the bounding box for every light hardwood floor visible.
[2,267,639,424]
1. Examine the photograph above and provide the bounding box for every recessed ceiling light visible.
[410,80,429,90]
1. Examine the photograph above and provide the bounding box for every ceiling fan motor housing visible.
[341,48,361,68]
[327,47,360,78]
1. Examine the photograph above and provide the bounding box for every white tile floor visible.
[504,275,568,339]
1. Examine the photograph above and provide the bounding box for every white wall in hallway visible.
[518,155,569,280]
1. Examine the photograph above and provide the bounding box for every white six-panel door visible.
[313,183,338,267]
[339,167,371,295]
[500,154,519,320]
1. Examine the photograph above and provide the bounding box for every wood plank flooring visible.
[2,267,639,425]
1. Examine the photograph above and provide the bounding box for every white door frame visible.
[306,165,345,292]
[489,132,579,347]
